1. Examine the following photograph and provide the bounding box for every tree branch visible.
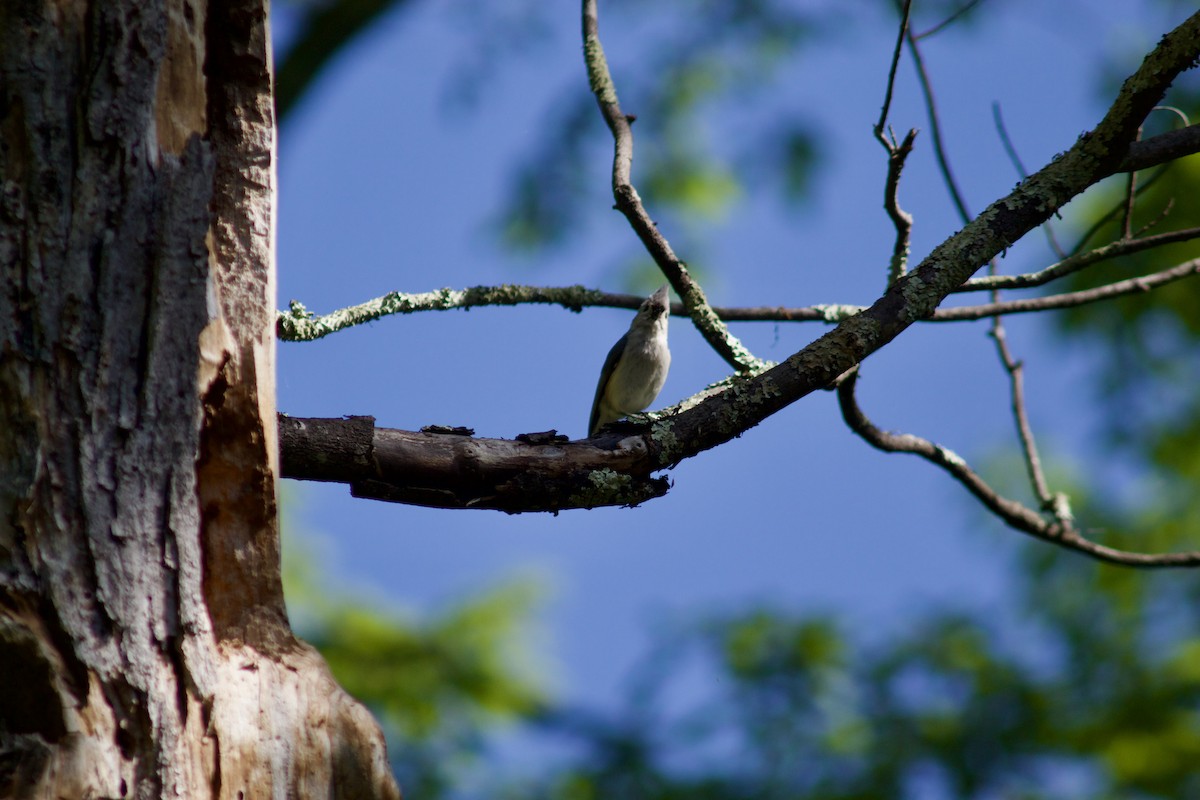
[993,101,1068,259]
[1116,123,1200,173]
[581,0,766,374]
[874,0,912,145]
[989,317,1053,507]
[279,415,668,512]
[277,285,611,342]
[835,369,1200,568]
[954,226,1200,292]
[882,129,918,285]
[905,20,972,225]
[276,255,1200,338]
[641,9,1200,468]
[279,11,1200,540]
[932,258,1200,320]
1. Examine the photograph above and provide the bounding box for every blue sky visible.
[273,0,1189,710]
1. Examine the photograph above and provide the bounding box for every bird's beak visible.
[652,284,670,309]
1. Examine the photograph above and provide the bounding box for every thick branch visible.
[836,370,1200,568]
[1116,123,1200,172]
[279,415,669,511]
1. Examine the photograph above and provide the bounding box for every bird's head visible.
[639,284,671,320]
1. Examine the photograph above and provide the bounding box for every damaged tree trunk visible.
[0,1,398,797]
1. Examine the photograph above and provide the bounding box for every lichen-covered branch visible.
[581,0,766,374]
[277,284,610,341]
[835,369,1200,568]
[882,128,918,285]
[276,255,1200,337]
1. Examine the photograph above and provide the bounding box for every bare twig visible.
[581,0,765,373]
[1069,166,1171,255]
[874,0,913,147]
[907,18,1055,523]
[835,369,1200,568]
[989,319,1053,506]
[934,258,1200,320]
[1133,197,1176,238]
[1121,128,1143,239]
[957,226,1200,292]
[914,0,986,41]
[905,25,971,224]
[993,101,1067,259]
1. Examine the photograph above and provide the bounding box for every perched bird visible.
[589,285,672,437]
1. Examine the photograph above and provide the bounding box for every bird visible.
[588,285,672,437]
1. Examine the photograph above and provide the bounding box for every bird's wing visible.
[588,332,628,437]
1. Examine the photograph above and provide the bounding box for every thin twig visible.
[1134,197,1175,238]
[1121,128,1143,239]
[581,0,764,373]
[993,101,1066,259]
[915,0,986,41]
[956,225,1200,292]
[936,259,1200,319]
[874,0,913,147]
[1069,166,1171,256]
[989,318,1053,506]
[836,368,1200,568]
[909,19,1053,525]
[906,25,971,224]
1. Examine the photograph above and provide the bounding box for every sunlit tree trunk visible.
[0,1,399,796]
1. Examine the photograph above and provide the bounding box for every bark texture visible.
[0,1,399,797]
[279,415,670,511]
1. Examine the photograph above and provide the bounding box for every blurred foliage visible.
[491,574,1200,799]
[286,545,1200,798]
[277,1,1200,798]
[1054,89,1200,541]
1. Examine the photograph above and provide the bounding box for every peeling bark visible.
[0,1,399,797]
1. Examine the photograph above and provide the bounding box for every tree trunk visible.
[0,1,399,797]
